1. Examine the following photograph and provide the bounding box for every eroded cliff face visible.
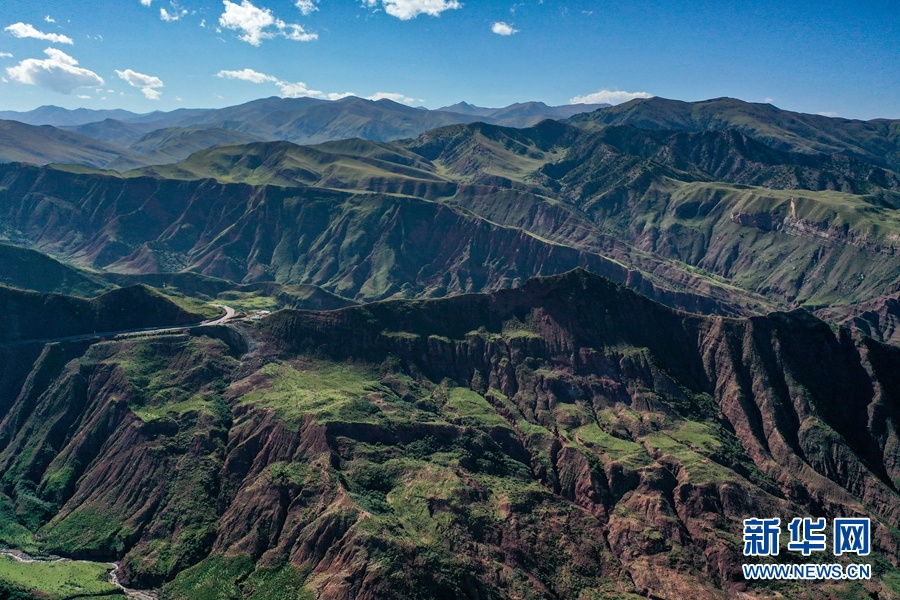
[1,271,899,599]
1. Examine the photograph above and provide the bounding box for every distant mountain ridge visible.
[438,100,609,126]
[0,96,609,170]
[2,95,900,339]
[0,105,141,127]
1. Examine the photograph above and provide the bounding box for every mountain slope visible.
[5,113,900,320]
[59,118,153,147]
[0,283,204,344]
[1,271,898,598]
[134,138,448,189]
[109,127,268,170]
[570,97,900,171]
[0,243,111,297]
[0,163,736,314]
[0,120,139,169]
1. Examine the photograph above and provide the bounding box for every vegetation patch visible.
[0,494,36,553]
[39,507,128,557]
[241,360,393,426]
[575,423,653,470]
[444,387,511,429]
[241,564,314,600]
[161,554,254,600]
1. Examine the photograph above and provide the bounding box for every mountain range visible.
[0,97,607,171]
[2,98,899,326]
[0,94,899,599]
[1,270,899,599]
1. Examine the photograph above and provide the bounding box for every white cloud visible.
[76,94,91,99]
[4,22,74,45]
[276,81,319,97]
[276,81,352,100]
[367,91,419,104]
[160,7,188,21]
[116,68,164,100]
[326,91,356,100]
[141,0,152,6]
[44,16,56,23]
[216,68,352,100]
[366,0,461,20]
[817,111,839,118]
[6,48,104,94]
[278,21,317,41]
[491,21,517,35]
[763,97,775,104]
[219,0,273,45]
[0,52,12,58]
[295,0,318,15]
[116,68,163,89]
[569,89,653,105]
[219,0,316,45]
[216,67,279,83]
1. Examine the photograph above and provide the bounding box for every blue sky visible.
[0,0,897,119]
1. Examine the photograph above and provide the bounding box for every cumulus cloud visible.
[295,0,318,15]
[277,81,354,100]
[0,52,12,58]
[279,22,317,41]
[219,0,275,44]
[44,16,56,23]
[4,22,74,45]
[215,67,356,100]
[569,89,653,105]
[116,68,164,100]
[364,0,461,20]
[141,0,152,5]
[219,0,316,45]
[491,21,517,35]
[160,7,188,21]
[367,91,419,104]
[216,68,279,83]
[6,48,104,94]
